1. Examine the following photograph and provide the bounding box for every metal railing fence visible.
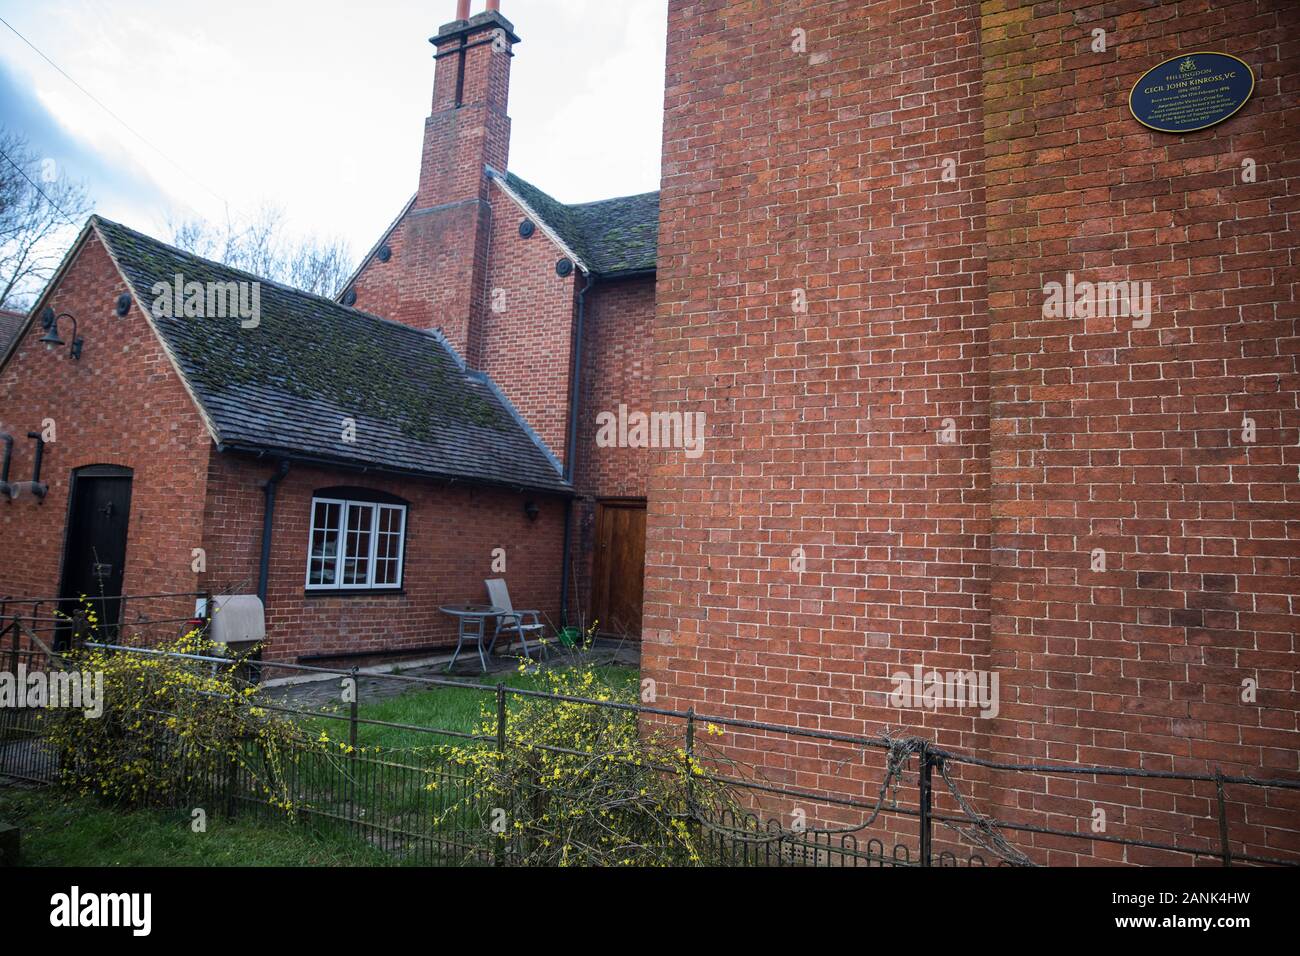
[2,628,1298,867]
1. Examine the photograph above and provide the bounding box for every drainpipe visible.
[257,460,290,603]
[559,271,596,625]
[18,432,47,499]
[0,433,11,497]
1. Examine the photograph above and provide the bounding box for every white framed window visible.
[306,493,407,591]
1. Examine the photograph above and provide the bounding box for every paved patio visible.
[261,636,640,710]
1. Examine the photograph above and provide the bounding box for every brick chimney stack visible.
[393,2,518,358]
[418,3,517,209]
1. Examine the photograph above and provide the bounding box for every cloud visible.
[0,57,173,229]
[0,0,668,251]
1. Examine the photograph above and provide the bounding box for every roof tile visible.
[502,173,659,276]
[92,216,569,494]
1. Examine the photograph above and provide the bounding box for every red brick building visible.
[0,4,657,662]
[643,0,1299,863]
[1,0,1295,865]
[340,6,659,638]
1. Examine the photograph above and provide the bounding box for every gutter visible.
[597,267,656,282]
[559,270,596,625]
[217,442,572,499]
[257,460,290,602]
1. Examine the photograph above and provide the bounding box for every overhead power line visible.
[0,144,78,224]
[0,13,232,211]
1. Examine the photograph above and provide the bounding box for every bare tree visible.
[167,204,355,299]
[0,128,93,310]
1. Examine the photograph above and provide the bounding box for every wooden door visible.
[590,500,646,639]
[58,467,133,647]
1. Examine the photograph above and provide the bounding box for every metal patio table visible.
[439,603,505,673]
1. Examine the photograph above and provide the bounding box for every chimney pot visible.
[455,0,469,20]
[486,0,500,10]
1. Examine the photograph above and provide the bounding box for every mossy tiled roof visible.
[0,308,24,356]
[503,173,659,276]
[92,216,567,493]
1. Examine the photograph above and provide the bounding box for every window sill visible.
[303,589,406,599]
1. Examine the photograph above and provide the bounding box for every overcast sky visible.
[0,0,667,260]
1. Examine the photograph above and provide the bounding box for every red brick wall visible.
[0,233,210,635]
[348,201,491,356]
[981,0,1300,864]
[568,276,657,625]
[646,0,990,812]
[200,453,566,664]
[576,276,657,498]
[479,186,579,464]
[645,0,1298,864]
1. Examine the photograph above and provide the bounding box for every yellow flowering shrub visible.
[40,630,301,814]
[430,662,739,866]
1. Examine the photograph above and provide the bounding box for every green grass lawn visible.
[0,786,391,867]
[0,662,640,867]
[309,663,640,753]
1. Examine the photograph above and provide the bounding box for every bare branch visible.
[167,203,355,299]
[0,127,92,310]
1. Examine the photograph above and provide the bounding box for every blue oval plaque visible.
[1129,52,1254,134]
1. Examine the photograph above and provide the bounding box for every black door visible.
[58,467,132,648]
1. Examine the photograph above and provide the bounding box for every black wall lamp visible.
[39,307,83,360]
[524,500,540,521]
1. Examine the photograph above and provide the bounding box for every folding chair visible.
[485,578,547,661]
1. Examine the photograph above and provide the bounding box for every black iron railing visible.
[1,591,208,667]
[1,632,1298,867]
